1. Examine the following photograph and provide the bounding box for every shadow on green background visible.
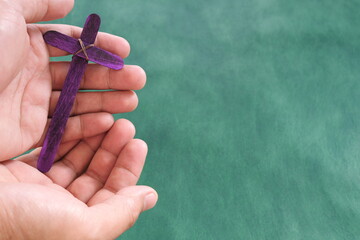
[49,0,360,239]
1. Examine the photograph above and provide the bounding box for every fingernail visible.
[144,193,157,211]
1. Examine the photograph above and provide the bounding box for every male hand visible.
[0,0,146,160]
[0,119,158,240]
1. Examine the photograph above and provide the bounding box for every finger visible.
[35,112,114,148]
[49,90,138,116]
[66,119,135,202]
[86,186,158,239]
[35,24,130,58]
[86,139,148,206]
[2,160,53,184]
[12,0,74,23]
[105,139,148,190]
[51,64,146,90]
[2,160,74,197]
[15,140,80,167]
[15,134,104,188]
[46,134,105,188]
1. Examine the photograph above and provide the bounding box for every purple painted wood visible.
[37,57,88,172]
[43,31,124,70]
[37,14,123,172]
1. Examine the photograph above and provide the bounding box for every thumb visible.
[88,186,158,239]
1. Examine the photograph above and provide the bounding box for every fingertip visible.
[130,139,148,155]
[122,38,131,59]
[99,112,115,129]
[114,118,136,137]
[86,112,114,136]
[57,0,74,18]
[117,185,157,211]
[109,65,147,90]
[131,65,147,90]
[96,33,131,59]
[144,190,158,211]
[42,0,74,21]
[127,90,139,111]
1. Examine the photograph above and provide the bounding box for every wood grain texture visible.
[38,14,104,172]
[44,31,124,70]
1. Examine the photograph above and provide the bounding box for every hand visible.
[0,119,158,240]
[0,0,146,160]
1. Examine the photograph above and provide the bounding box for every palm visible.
[0,16,53,159]
[0,182,88,239]
[0,6,145,160]
[0,120,155,239]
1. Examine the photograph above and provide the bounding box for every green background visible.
[50,0,360,239]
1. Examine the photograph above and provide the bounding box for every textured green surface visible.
[50,0,360,239]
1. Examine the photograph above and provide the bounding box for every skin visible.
[0,0,158,239]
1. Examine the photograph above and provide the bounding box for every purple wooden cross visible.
[37,14,124,173]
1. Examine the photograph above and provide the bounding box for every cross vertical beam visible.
[37,14,104,172]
